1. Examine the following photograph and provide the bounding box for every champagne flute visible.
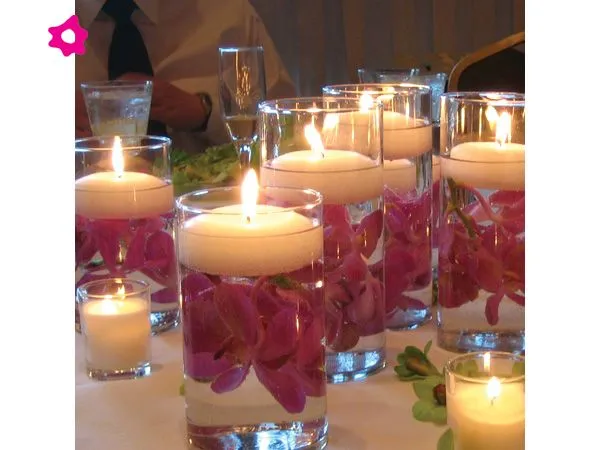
[218,46,266,170]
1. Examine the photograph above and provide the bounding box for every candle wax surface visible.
[75,171,174,219]
[261,150,382,205]
[177,204,323,277]
[330,110,432,159]
[441,142,525,191]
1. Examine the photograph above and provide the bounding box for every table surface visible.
[76,322,457,450]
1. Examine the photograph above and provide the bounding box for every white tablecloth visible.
[76,322,456,449]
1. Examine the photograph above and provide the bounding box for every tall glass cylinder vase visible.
[323,84,434,331]
[75,136,179,334]
[176,180,327,450]
[259,97,385,383]
[437,93,525,353]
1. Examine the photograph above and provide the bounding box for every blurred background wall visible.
[250,0,525,95]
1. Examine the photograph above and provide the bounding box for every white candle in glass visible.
[178,170,323,277]
[441,111,525,191]
[447,376,525,450]
[75,136,173,219]
[260,123,382,205]
[384,156,441,193]
[324,92,432,160]
[81,290,151,371]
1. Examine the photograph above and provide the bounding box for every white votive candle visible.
[261,150,381,205]
[178,204,323,277]
[447,379,525,450]
[75,171,174,219]
[328,111,432,160]
[384,156,441,193]
[441,142,525,191]
[81,297,151,370]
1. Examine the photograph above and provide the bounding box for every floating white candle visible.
[178,170,323,277]
[75,136,173,219]
[441,111,525,191]
[261,123,382,205]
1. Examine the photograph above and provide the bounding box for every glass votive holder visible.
[259,96,385,383]
[77,278,152,380]
[75,136,179,335]
[322,84,434,332]
[80,80,153,136]
[437,93,525,354]
[357,67,421,83]
[176,172,327,450]
[445,352,525,450]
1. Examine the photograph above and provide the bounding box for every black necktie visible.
[102,0,168,136]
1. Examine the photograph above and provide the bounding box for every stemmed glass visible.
[218,46,266,170]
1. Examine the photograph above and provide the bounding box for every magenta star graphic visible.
[48,15,88,56]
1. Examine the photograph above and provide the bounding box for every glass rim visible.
[76,278,150,300]
[441,91,525,106]
[444,351,525,384]
[75,135,172,152]
[440,153,525,164]
[176,185,323,216]
[219,45,264,53]
[80,80,153,90]
[259,96,383,113]
[323,83,431,96]
[358,67,421,73]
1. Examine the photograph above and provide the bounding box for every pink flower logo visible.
[48,15,88,56]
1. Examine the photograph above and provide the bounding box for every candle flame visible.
[241,169,259,223]
[485,105,499,124]
[100,295,118,314]
[323,113,339,130]
[304,123,325,159]
[117,285,126,297]
[495,112,512,147]
[112,136,124,178]
[483,352,491,373]
[487,376,501,404]
[359,92,375,112]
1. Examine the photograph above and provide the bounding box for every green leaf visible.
[394,366,425,381]
[424,340,433,356]
[412,400,435,422]
[429,406,447,425]
[404,345,427,359]
[413,380,436,402]
[437,428,454,450]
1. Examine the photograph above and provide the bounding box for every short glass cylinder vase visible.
[445,352,525,450]
[176,180,328,450]
[437,92,525,353]
[323,84,434,332]
[77,278,152,380]
[259,97,385,383]
[75,136,179,334]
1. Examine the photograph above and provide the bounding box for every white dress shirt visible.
[76,0,296,152]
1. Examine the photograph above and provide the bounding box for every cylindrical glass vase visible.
[176,182,327,450]
[323,84,434,331]
[75,136,179,334]
[259,97,385,383]
[437,92,525,353]
[445,352,525,450]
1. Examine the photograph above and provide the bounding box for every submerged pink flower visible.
[321,205,385,351]
[181,270,326,414]
[438,182,525,325]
